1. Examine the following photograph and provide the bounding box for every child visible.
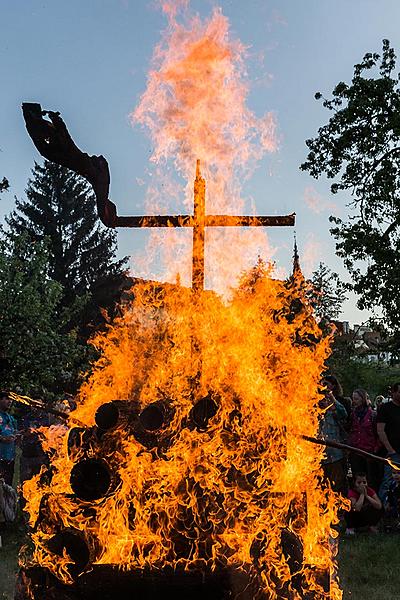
[345,472,382,534]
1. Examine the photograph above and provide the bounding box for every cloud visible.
[271,9,287,27]
[302,233,323,278]
[303,186,337,215]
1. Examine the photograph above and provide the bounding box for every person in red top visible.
[345,472,382,535]
[348,388,381,490]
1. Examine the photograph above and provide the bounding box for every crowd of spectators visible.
[320,375,400,534]
[0,380,400,537]
[0,390,75,532]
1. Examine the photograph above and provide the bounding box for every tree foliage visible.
[0,177,9,193]
[328,358,400,400]
[307,262,347,325]
[7,161,127,338]
[301,39,400,332]
[0,233,88,399]
[236,256,272,295]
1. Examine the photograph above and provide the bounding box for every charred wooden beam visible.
[22,103,295,235]
[22,103,115,227]
[95,399,139,431]
[15,565,266,600]
[70,458,117,501]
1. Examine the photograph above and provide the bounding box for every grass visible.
[0,528,398,599]
[338,532,399,599]
[0,526,25,600]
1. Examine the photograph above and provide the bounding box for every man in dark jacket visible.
[377,382,400,502]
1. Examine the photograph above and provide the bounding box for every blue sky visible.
[2,0,400,323]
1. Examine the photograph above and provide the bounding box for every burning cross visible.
[22,103,295,293]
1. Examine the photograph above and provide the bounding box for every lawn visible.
[0,526,25,600]
[0,529,398,599]
[338,533,399,599]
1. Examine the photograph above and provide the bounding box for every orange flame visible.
[22,264,343,598]
[21,3,344,598]
[131,2,277,293]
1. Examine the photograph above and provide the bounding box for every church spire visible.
[292,233,301,276]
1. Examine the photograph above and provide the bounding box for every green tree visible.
[0,177,9,193]
[0,233,88,399]
[7,161,127,338]
[307,262,347,325]
[301,39,400,333]
[328,358,400,400]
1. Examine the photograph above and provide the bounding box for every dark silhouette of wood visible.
[22,103,115,227]
[22,103,295,293]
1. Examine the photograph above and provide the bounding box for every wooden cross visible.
[22,104,295,293]
[116,160,295,292]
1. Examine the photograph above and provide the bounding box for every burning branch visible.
[302,434,400,471]
[9,392,85,427]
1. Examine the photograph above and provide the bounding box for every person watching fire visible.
[377,382,400,504]
[319,379,348,495]
[348,388,381,491]
[0,391,18,486]
[345,472,382,535]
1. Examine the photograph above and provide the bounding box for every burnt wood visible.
[15,563,330,600]
[22,103,295,232]
[95,400,140,431]
[15,565,267,600]
[22,103,295,294]
[70,458,115,501]
[22,103,114,227]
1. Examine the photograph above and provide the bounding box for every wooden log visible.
[46,529,91,578]
[94,400,139,431]
[139,401,167,431]
[189,395,219,430]
[70,458,117,501]
[15,565,266,600]
[132,400,175,450]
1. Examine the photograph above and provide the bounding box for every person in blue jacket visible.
[0,391,18,486]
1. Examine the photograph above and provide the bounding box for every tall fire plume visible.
[20,3,344,599]
[131,1,277,291]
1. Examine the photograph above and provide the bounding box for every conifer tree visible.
[308,262,347,324]
[0,177,9,193]
[7,161,127,337]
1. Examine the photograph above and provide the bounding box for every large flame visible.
[22,265,342,598]
[21,3,343,599]
[131,2,277,294]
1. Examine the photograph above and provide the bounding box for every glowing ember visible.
[21,3,344,599]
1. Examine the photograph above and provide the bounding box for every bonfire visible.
[16,3,343,599]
